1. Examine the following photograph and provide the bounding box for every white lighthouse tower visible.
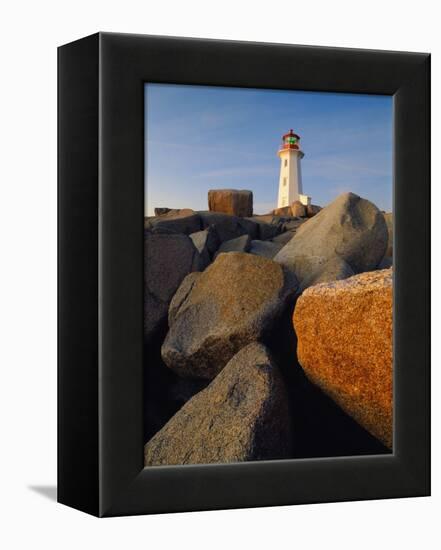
[277,129,308,208]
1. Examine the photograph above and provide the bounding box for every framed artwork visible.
[58,33,430,516]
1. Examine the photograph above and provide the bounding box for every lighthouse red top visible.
[280,129,300,150]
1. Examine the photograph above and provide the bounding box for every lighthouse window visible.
[283,177,287,186]
[284,159,288,167]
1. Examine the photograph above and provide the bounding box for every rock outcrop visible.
[299,256,355,291]
[154,207,172,216]
[271,231,296,246]
[162,252,298,379]
[144,232,202,340]
[249,239,283,259]
[290,200,306,218]
[274,192,388,289]
[145,208,201,235]
[272,206,292,217]
[306,204,322,217]
[144,343,292,465]
[198,211,259,242]
[248,216,281,240]
[189,227,219,268]
[214,234,251,257]
[293,268,393,448]
[208,189,253,217]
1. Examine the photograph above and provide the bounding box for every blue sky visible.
[145,84,393,216]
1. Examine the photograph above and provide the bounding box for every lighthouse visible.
[277,129,309,208]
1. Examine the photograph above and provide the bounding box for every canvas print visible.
[143,84,393,466]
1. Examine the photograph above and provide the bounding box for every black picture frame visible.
[58,32,430,517]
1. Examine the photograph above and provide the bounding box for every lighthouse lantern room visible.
[277,129,309,208]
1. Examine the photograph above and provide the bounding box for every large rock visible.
[272,206,292,217]
[144,232,201,340]
[208,189,253,217]
[154,207,172,216]
[247,217,281,240]
[249,240,283,259]
[168,271,202,326]
[274,192,388,289]
[214,234,251,257]
[271,230,296,246]
[382,212,393,259]
[291,200,306,217]
[146,209,201,235]
[144,343,292,466]
[162,252,298,379]
[189,227,219,268]
[190,226,219,256]
[198,211,259,242]
[297,256,355,291]
[281,218,305,233]
[293,268,393,448]
[306,204,322,217]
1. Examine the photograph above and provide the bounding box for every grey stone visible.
[154,207,172,216]
[144,343,292,466]
[190,226,219,256]
[299,256,355,291]
[214,234,251,257]
[198,211,259,242]
[146,209,201,235]
[249,240,283,259]
[274,192,388,288]
[168,272,202,326]
[281,218,305,232]
[271,231,296,246]
[247,217,281,240]
[189,227,219,269]
[162,252,298,379]
[144,232,201,340]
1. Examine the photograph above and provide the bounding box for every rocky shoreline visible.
[144,189,393,465]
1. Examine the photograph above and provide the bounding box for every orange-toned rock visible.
[293,268,393,448]
[272,206,292,217]
[290,200,306,217]
[208,189,253,217]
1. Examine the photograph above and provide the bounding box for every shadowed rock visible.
[144,343,292,466]
[154,207,172,216]
[297,256,355,292]
[271,230,296,246]
[198,211,259,242]
[247,216,281,240]
[249,239,283,259]
[162,252,298,379]
[146,209,201,235]
[189,227,219,269]
[274,192,388,289]
[293,268,393,448]
[214,234,251,257]
[306,204,322,217]
[144,232,202,340]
